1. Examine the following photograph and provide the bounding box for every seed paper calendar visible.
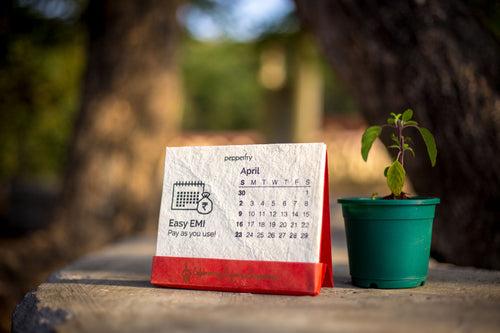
[151,143,333,295]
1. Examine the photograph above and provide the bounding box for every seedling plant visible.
[361,109,437,199]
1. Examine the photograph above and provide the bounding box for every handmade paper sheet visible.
[155,143,326,263]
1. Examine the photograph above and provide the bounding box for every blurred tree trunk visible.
[293,35,324,142]
[259,44,294,143]
[0,0,182,327]
[295,0,500,268]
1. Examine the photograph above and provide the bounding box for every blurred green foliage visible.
[0,2,85,182]
[181,39,263,130]
[180,35,359,131]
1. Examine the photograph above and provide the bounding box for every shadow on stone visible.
[12,292,71,333]
[50,278,152,288]
[332,263,357,289]
[63,254,153,276]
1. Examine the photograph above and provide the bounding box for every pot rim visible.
[337,196,440,205]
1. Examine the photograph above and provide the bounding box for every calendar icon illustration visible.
[171,181,213,214]
[171,181,204,210]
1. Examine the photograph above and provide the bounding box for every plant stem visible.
[398,120,404,166]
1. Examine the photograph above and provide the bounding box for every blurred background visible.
[0,0,499,331]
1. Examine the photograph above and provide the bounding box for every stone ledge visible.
[12,236,500,333]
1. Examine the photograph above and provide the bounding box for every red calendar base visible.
[151,256,330,296]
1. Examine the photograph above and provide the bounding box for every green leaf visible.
[383,166,389,177]
[404,120,418,127]
[402,109,413,121]
[361,125,382,161]
[417,127,437,166]
[388,144,400,150]
[387,160,406,196]
[387,118,395,125]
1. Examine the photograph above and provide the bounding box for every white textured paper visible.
[155,143,326,263]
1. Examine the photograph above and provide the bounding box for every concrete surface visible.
[12,206,500,333]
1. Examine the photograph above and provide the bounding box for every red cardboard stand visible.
[151,155,333,296]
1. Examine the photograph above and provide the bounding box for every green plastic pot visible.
[337,197,440,289]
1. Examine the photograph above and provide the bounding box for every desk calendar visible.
[151,143,333,295]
